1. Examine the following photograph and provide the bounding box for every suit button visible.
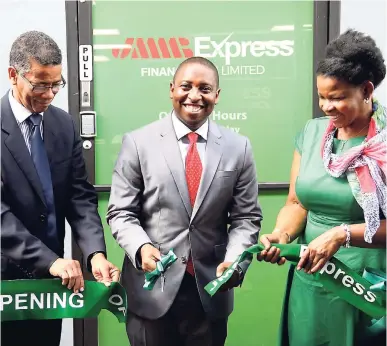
[40,214,46,222]
[189,225,194,231]
[181,256,187,264]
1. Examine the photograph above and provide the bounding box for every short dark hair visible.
[173,56,219,88]
[317,29,386,88]
[9,31,62,74]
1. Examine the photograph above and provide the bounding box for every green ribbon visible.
[143,249,178,290]
[0,279,127,323]
[204,243,386,319]
[361,268,386,336]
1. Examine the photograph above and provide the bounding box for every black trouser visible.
[1,319,62,346]
[126,273,228,346]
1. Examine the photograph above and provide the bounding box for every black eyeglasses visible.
[17,70,66,94]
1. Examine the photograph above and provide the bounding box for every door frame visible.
[65,1,98,346]
[65,1,341,345]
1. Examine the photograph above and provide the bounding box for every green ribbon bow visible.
[0,279,127,322]
[204,243,386,319]
[143,249,178,290]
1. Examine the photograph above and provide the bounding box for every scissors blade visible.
[160,274,165,292]
[156,261,165,292]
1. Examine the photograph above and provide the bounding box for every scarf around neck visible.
[321,99,387,243]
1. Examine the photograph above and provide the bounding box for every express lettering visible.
[195,34,294,65]
[319,261,377,302]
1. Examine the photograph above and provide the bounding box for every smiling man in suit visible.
[1,31,120,346]
[107,56,262,346]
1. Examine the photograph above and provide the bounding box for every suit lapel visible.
[1,94,46,206]
[160,115,192,217]
[191,121,223,221]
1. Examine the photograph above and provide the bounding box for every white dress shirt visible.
[8,90,44,152]
[171,111,208,169]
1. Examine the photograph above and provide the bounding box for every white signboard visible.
[79,45,93,81]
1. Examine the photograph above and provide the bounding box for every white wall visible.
[0,1,72,345]
[0,1,69,110]
[340,0,387,105]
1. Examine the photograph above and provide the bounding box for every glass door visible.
[75,1,319,345]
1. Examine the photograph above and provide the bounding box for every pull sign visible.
[79,45,93,81]
[80,111,96,138]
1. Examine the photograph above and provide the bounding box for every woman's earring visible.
[364,98,370,104]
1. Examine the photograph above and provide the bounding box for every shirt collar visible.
[8,90,44,124]
[172,111,208,141]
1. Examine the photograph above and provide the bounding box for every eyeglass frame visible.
[15,68,66,94]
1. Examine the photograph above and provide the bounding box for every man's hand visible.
[216,262,240,292]
[140,244,161,272]
[49,258,84,293]
[91,253,120,287]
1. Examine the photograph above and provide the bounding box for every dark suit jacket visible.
[1,92,106,280]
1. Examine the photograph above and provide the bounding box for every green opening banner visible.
[1,279,127,323]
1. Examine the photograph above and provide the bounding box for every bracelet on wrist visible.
[340,223,351,248]
[273,228,291,243]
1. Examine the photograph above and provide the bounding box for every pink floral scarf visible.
[321,100,386,243]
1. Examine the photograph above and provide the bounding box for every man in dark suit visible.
[1,31,120,346]
[107,57,262,346]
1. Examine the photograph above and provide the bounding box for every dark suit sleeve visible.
[65,118,106,269]
[1,180,59,277]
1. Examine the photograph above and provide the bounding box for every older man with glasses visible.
[16,71,66,94]
[1,30,120,346]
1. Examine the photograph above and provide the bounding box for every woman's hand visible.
[297,226,346,274]
[257,231,290,265]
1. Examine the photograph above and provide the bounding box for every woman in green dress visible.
[258,29,386,346]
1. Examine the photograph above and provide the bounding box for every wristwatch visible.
[87,251,105,271]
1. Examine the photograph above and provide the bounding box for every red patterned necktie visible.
[185,132,203,276]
